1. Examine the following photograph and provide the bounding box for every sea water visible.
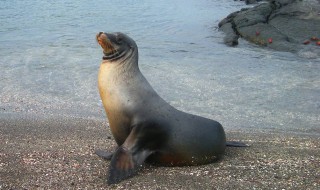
[0,0,319,133]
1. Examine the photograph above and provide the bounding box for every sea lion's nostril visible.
[96,32,105,43]
[97,32,104,40]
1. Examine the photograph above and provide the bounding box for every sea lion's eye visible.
[116,35,123,44]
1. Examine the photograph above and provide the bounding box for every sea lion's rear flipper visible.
[226,141,249,147]
[107,122,164,185]
[95,150,113,160]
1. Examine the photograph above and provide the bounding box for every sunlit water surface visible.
[0,0,319,133]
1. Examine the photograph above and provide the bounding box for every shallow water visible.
[0,0,319,133]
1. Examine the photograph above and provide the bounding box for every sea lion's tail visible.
[226,141,249,147]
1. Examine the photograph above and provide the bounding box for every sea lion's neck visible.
[116,52,139,78]
[104,48,138,67]
[98,51,151,112]
[98,51,158,142]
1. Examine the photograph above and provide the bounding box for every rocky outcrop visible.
[237,0,265,5]
[219,0,320,56]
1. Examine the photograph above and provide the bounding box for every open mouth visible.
[96,32,116,56]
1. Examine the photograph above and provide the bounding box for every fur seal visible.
[95,32,247,185]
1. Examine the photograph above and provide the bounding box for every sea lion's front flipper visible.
[95,150,113,160]
[107,122,163,185]
[107,146,152,185]
[226,141,249,147]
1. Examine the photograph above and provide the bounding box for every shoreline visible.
[1,112,319,189]
[1,0,319,188]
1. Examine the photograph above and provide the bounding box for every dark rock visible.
[245,0,258,4]
[232,3,274,28]
[220,23,239,46]
[246,0,257,4]
[236,0,265,5]
[219,0,320,54]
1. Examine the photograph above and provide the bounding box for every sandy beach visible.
[1,0,319,189]
[0,113,319,190]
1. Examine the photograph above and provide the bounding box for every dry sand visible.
[0,113,319,190]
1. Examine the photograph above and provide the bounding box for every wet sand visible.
[0,113,319,190]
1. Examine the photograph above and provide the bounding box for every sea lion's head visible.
[96,32,137,62]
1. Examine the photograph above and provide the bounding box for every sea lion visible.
[95,32,247,185]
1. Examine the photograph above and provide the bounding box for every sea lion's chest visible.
[98,64,133,144]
